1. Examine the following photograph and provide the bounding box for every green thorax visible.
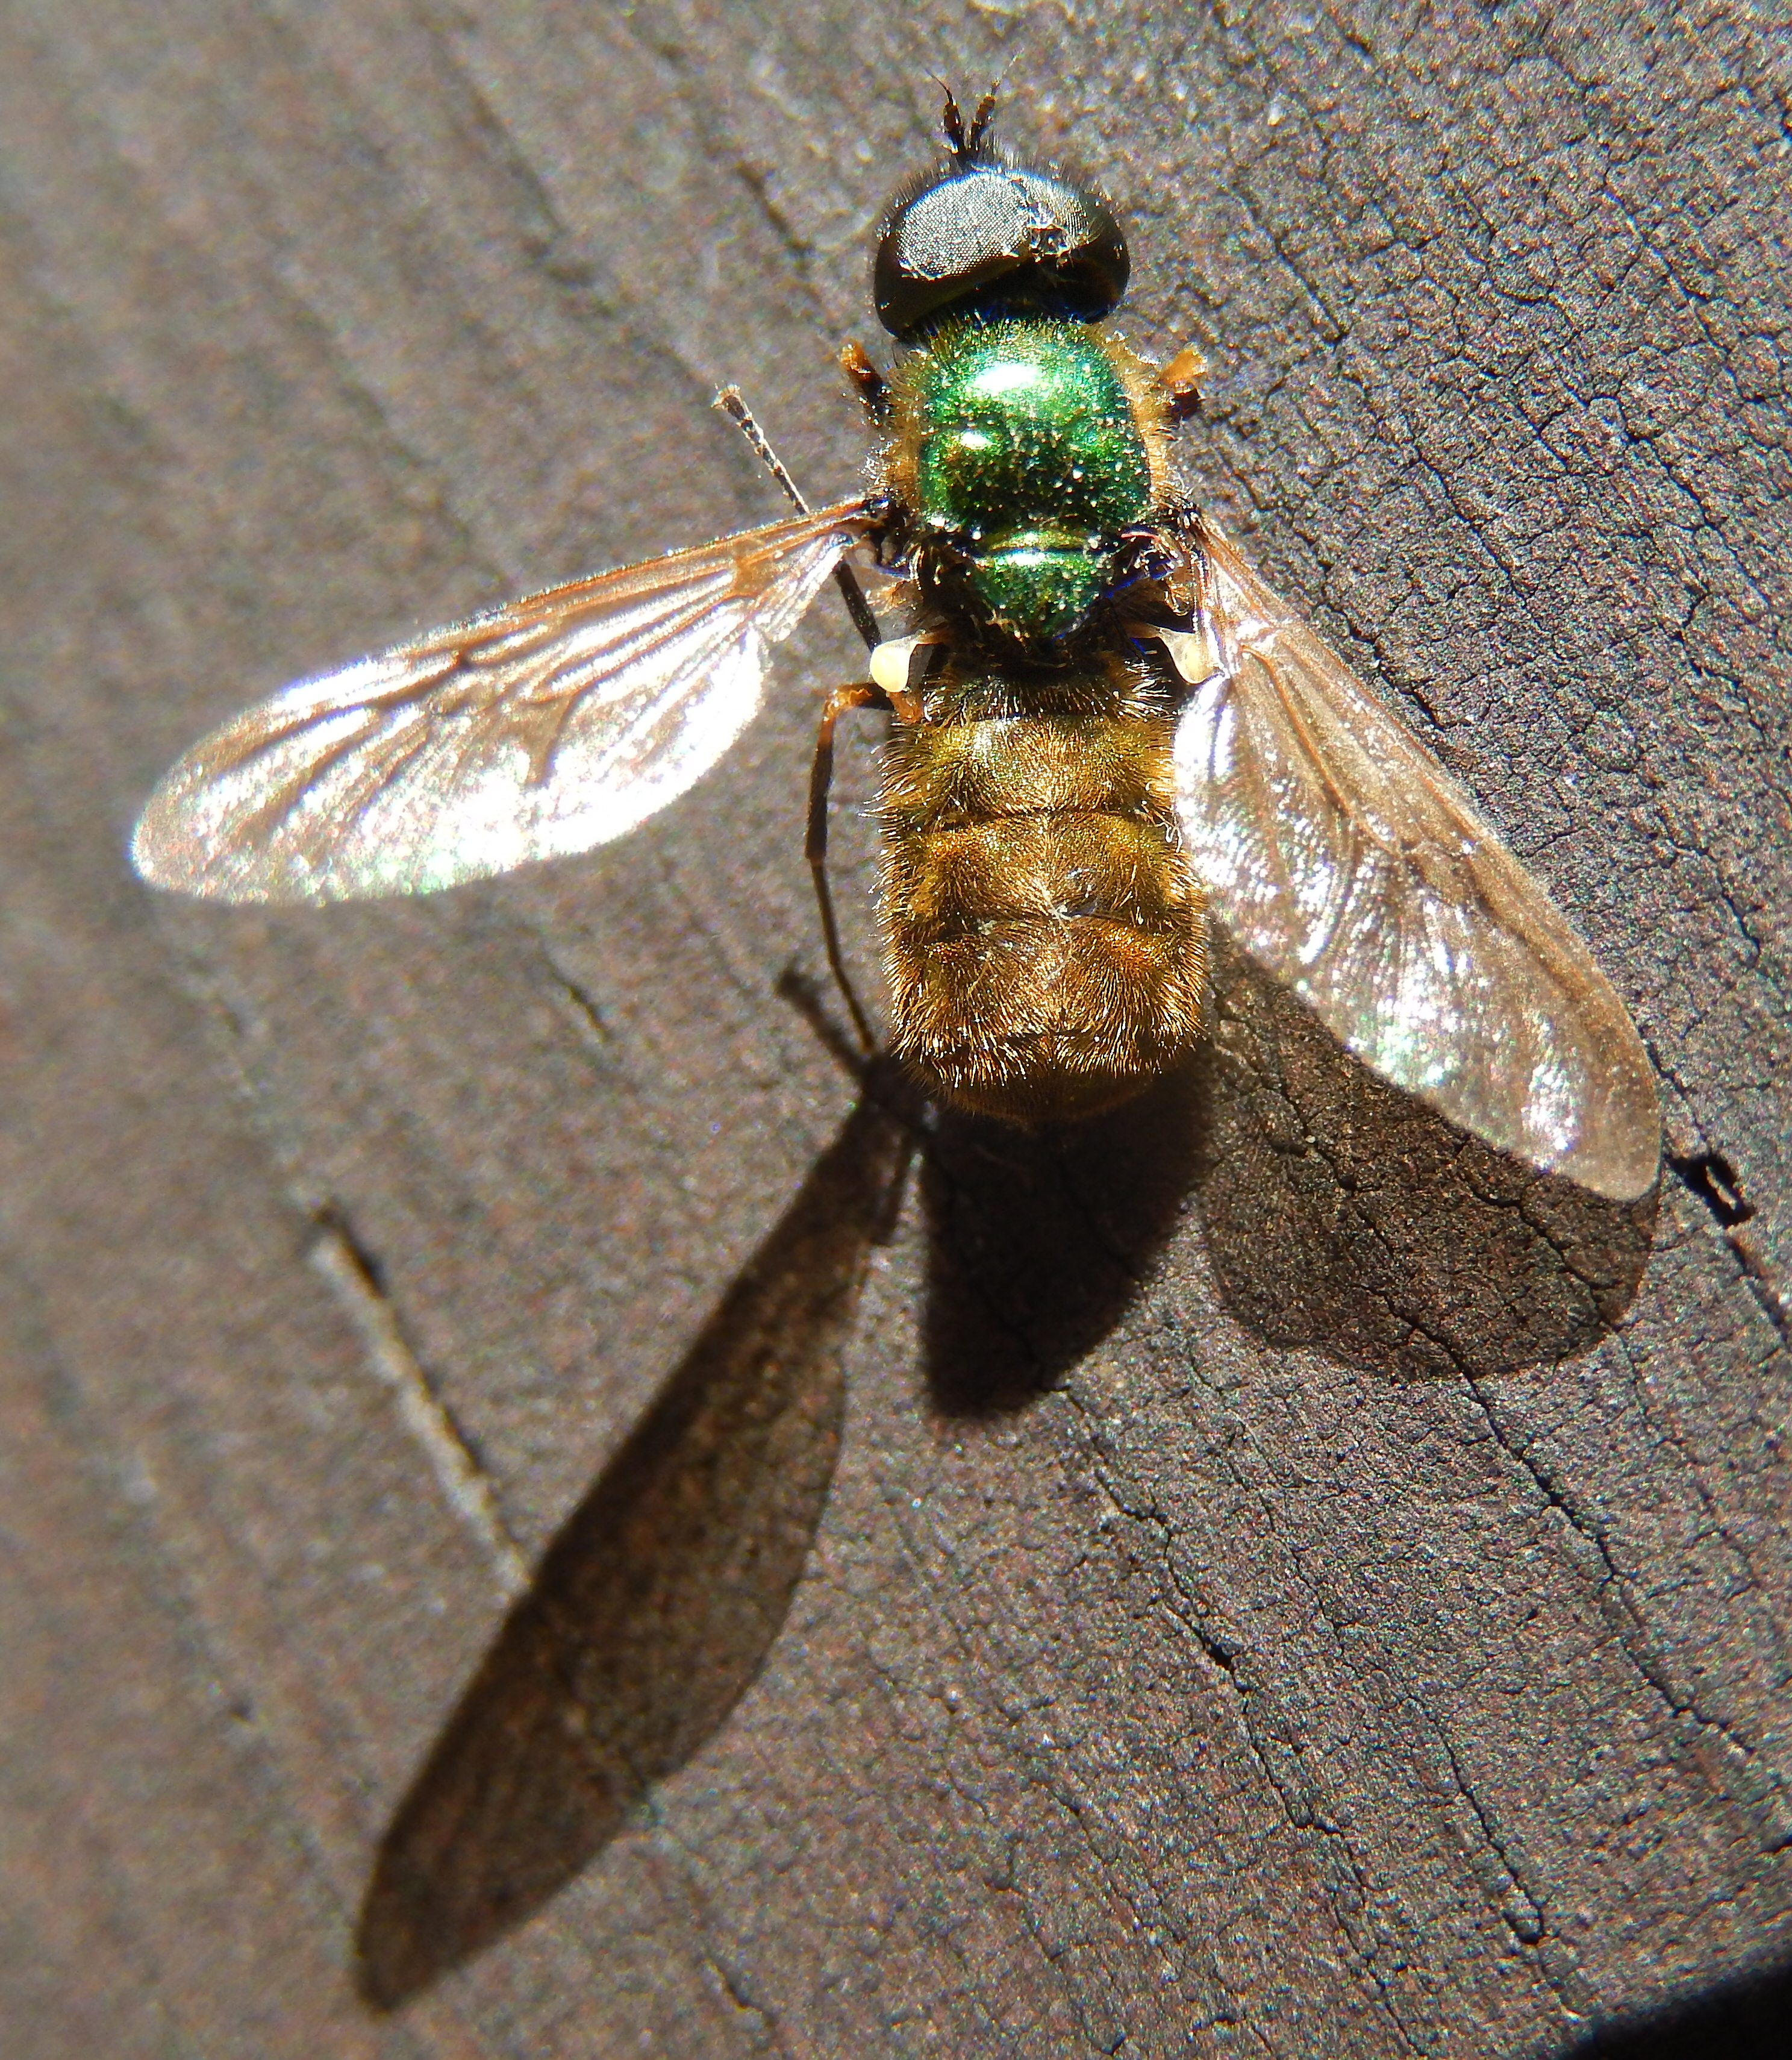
[901,317,1155,646]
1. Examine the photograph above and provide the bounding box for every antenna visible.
[933,80,999,162]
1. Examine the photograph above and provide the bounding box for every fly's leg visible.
[716,384,901,1048]
[807,678,926,1054]
[839,342,890,425]
[807,683,888,1056]
[1161,343,1208,422]
[714,386,882,651]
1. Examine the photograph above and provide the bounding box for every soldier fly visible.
[133,90,1661,1203]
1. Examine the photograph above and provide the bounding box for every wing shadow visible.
[1193,933,1657,1379]
[355,1078,913,2009]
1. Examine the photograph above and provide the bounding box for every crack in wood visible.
[308,1208,530,1603]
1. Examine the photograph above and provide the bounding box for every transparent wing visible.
[1171,523,1660,1201]
[133,501,875,903]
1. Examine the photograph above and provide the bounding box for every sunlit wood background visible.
[2,3,1788,2055]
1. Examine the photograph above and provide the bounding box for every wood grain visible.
[2,3,1788,2055]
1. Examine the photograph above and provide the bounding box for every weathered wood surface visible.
[2,3,1788,2055]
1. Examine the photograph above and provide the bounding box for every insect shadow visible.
[914,927,1656,1413]
[1557,1949,1792,2059]
[355,963,1653,2010]
[919,1066,1207,1414]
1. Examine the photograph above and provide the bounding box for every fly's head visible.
[872,91,1129,343]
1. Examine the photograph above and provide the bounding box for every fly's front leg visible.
[715,384,908,1048]
[839,341,890,425]
[716,384,882,651]
[807,680,922,1056]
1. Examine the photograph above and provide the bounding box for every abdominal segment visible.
[880,703,1209,1122]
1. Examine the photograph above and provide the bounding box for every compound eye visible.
[875,163,1129,337]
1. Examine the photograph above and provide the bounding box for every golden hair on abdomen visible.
[879,654,1209,1123]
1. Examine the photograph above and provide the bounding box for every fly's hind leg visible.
[807,683,891,1056]
[807,678,925,1055]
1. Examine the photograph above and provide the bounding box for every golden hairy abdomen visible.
[880,708,1209,1122]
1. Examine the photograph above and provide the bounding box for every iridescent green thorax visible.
[891,318,1160,646]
